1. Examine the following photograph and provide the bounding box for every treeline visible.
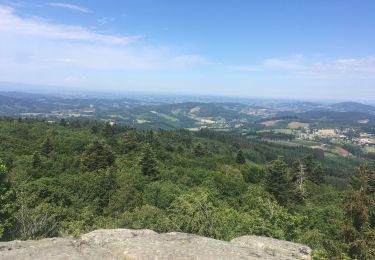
[0,117,374,258]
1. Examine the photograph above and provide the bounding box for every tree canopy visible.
[0,117,371,258]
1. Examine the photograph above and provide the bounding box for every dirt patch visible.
[189,106,201,113]
[260,119,282,127]
[287,121,310,129]
[334,146,352,157]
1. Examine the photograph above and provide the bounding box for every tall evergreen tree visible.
[32,152,42,169]
[236,150,246,164]
[304,155,324,184]
[102,123,115,137]
[266,157,294,207]
[59,118,67,126]
[140,144,158,177]
[0,161,14,240]
[41,138,53,156]
[194,143,206,157]
[343,164,375,259]
[82,140,115,171]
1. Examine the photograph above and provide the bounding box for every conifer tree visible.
[82,140,115,171]
[41,138,53,156]
[32,152,42,169]
[194,143,206,157]
[304,155,324,184]
[59,118,67,126]
[343,164,375,259]
[0,161,14,240]
[266,157,294,207]
[140,144,158,177]
[102,123,115,137]
[236,150,246,164]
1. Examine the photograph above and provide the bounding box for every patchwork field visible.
[260,119,283,126]
[287,121,310,129]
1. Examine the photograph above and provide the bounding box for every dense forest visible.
[1,117,375,259]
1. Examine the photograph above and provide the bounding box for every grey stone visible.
[231,235,312,260]
[0,229,311,260]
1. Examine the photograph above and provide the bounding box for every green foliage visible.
[41,138,53,156]
[105,170,145,214]
[266,157,295,207]
[343,164,375,259]
[143,181,182,209]
[59,118,67,126]
[239,185,303,240]
[140,144,158,177]
[239,163,265,183]
[32,152,42,169]
[168,187,216,236]
[213,165,247,200]
[14,198,61,240]
[0,162,15,240]
[68,170,117,214]
[81,140,115,171]
[121,205,175,233]
[303,155,325,184]
[1,118,374,258]
[193,143,207,157]
[236,150,246,164]
[167,187,245,240]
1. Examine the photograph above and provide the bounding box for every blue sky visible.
[0,1,375,100]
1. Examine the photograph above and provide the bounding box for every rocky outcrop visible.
[0,229,311,260]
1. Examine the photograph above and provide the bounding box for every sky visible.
[0,0,375,100]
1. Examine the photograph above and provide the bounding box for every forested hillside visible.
[1,117,375,259]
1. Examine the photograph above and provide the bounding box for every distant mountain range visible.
[328,102,375,114]
[1,90,375,128]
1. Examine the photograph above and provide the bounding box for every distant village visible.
[297,127,375,146]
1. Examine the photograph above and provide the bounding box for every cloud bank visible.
[0,4,374,97]
[0,5,210,86]
[236,55,375,79]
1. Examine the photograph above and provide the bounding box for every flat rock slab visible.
[0,229,311,260]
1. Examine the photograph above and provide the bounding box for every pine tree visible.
[0,161,14,240]
[236,150,246,164]
[147,129,155,143]
[310,164,324,184]
[304,155,324,184]
[41,138,53,156]
[194,143,206,157]
[123,130,138,152]
[266,157,294,207]
[102,123,115,137]
[91,124,100,134]
[343,164,375,259]
[59,118,67,126]
[140,144,158,177]
[32,152,42,169]
[82,140,115,171]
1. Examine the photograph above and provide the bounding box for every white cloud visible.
[236,55,375,78]
[0,6,138,44]
[306,57,375,77]
[263,55,304,70]
[47,2,91,13]
[0,5,211,86]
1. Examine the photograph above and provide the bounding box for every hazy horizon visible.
[2,81,375,105]
[1,1,375,100]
